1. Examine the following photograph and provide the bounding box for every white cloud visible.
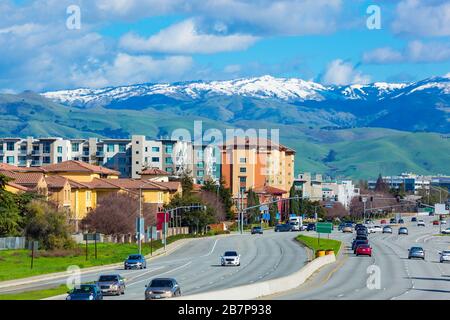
[363,41,450,64]
[322,59,370,85]
[119,19,258,54]
[392,0,450,36]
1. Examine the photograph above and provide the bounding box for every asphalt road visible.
[1,230,307,300]
[268,215,450,300]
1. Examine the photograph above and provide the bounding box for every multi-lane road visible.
[267,215,450,300]
[0,231,307,300]
[1,215,449,300]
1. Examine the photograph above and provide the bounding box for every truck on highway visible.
[289,216,303,231]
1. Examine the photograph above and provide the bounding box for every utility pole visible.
[138,187,142,255]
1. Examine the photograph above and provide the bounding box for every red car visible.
[433,220,440,226]
[355,244,372,257]
[380,220,387,224]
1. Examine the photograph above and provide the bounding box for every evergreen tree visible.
[289,185,300,215]
[269,201,278,227]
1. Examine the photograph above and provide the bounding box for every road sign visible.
[276,213,280,220]
[435,203,449,215]
[83,233,100,241]
[316,222,333,234]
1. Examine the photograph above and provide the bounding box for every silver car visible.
[408,247,425,260]
[145,278,181,300]
[439,250,450,263]
[382,226,393,234]
[398,227,408,235]
[221,251,241,266]
[97,274,126,296]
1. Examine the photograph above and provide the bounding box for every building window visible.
[0,156,3,162]
[136,150,139,154]
[136,161,139,165]
[119,144,126,152]
[165,157,173,164]
[57,146,63,154]
[6,142,15,151]
[239,157,247,164]
[73,157,79,161]
[197,161,204,168]
[86,191,91,202]
[239,167,246,173]
[57,156,62,163]
[72,143,79,152]
[152,157,159,162]
[197,170,204,177]
[165,145,173,153]
[197,150,204,158]
[43,156,51,164]
[240,187,246,194]
[6,156,14,164]
[239,176,247,183]
[152,147,160,152]
[166,167,173,173]
[107,144,115,152]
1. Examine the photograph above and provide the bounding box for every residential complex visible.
[293,173,360,209]
[0,135,220,184]
[221,137,295,200]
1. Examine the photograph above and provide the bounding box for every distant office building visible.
[368,173,450,194]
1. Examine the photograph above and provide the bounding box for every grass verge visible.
[0,284,67,300]
[296,235,342,255]
[0,232,226,282]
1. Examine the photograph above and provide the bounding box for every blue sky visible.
[1,0,450,92]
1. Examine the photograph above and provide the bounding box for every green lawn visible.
[296,234,342,255]
[0,233,205,282]
[0,285,68,300]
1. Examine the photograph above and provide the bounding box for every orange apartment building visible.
[221,137,295,205]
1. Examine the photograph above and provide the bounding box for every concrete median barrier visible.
[173,254,336,300]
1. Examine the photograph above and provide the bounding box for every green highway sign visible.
[316,222,333,234]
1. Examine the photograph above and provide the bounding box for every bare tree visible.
[324,202,348,219]
[81,192,157,236]
[199,190,226,222]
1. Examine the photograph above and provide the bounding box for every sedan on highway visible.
[433,220,440,226]
[408,247,425,260]
[382,226,393,234]
[439,250,450,263]
[441,220,447,225]
[251,226,263,234]
[355,244,372,257]
[124,254,147,270]
[342,223,353,233]
[380,219,387,224]
[145,278,181,300]
[97,274,125,296]
[411,217,417,222]
[417,220,426,227]
[356,228,368,237]
[390,218,397,224]
[352,239,368,252]
[441,227,450,234]
[275,223,292,232]
[306,223,316,231]
[398,227,408,235]
[398,219,405,224]
[370,225,383,233]
[221,251,241,266]
[66,284,103,301]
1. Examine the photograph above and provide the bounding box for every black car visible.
[411,217,417,222]
[355,234,368,241]
[274,224,292,232]
[306,223,316,231]
[356,228,368,236]
[355,224,365,230]
[251,226,263,234]
[398,219,404,224]
[389,218,397,224]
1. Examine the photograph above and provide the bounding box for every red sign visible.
[156,212,169,230]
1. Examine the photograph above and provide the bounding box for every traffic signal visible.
[359,196,362,202]
[370,196,374,202]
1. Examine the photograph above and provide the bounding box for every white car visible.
[441,227,450,235]
[441,220,447,225]
[370,225,383,233]
[439,250,450,263]
[221,251,240,266]
[417,220,426,227]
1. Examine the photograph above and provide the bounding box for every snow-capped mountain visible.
[41,75,450,108]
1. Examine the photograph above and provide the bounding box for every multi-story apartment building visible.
[221,137,295,199]
[368,173,450,195]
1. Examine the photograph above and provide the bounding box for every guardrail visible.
[173,254,336,300]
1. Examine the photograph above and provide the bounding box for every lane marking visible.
[127,261,192,287]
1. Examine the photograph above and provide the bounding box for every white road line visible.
[127,261,192,287]
[126,266,165,282]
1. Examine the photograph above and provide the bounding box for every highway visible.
[0,231,307,300]
[267,215,450,300]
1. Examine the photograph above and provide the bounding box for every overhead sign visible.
[316,222,333,234]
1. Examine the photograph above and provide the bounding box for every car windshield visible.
[71,286,95,294]
[98,275,118,282]
[442,251,450,255]
[411,247,423,251]
[345,223,352,227]
[128,255,141,260]
[224,251,238,256]
[358,244,370,248]
[149,279,173,288]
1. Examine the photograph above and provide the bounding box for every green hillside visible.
[1,92,449,179]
